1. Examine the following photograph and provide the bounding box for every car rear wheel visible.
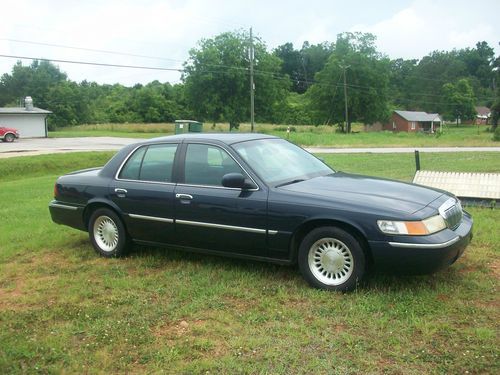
[89,208,129,257]
[298,226,365,292]
[4,133,15,142]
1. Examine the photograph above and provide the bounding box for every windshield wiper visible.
[275,179,306,188]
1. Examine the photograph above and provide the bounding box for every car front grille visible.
[439,198,463,230]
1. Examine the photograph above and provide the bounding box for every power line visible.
[3,38,251,73]
[0,54,184,72]
[0,54,494,106]
[4,38,494,100]
[1,38,184,63]
[4,37,495,91]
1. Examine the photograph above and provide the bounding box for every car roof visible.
[145,132,279,145]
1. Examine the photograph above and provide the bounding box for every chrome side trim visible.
[176,219,267,234]
[268,230,278,235]
[128,214,174,223]
[389,236,460,249]
[176,183,255,191]
[49,203,79,211]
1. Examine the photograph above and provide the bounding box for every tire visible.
[88,208,129,257]
[298,226,366,292]
[4,133,15,142]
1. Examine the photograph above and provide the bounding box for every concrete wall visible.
[0,114,47,137]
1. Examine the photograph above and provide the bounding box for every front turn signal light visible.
[377,215,446,236]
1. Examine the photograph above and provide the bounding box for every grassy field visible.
[0,152,498,374]
[49,122,499,147]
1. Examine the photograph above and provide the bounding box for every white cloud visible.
[352,0,500,59]
[0,0,498,85]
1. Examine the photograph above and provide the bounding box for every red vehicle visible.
[0,126,20,142]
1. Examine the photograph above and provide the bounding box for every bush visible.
[274,126,296,132]
[493,127,500,141]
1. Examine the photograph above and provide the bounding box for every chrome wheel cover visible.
[308,237,354,286]
[93,215,119,252]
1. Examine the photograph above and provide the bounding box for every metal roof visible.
[413,171,500,199]
[395,110,441,122]
[475,106,491,117]
[0,107,52,114]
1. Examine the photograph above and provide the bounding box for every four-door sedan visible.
[49,133,472,291]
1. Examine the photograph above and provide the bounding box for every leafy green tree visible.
[410,50,468,114]
[388,58,418,108]
[458,42,495,88]
[273,43,303,93]
[307,32,390,132]
[274,41,332,93]
[0,60,67,108]
[183,30,289,129]
[442,79,476,124]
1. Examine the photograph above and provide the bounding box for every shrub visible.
[493,127,500,141]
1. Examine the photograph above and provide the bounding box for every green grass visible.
[49,122,499,147]
[322,152,500,181]
[0,152,498,374]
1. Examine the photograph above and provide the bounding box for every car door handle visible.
[115,188,128,197]
[175,193,193,200]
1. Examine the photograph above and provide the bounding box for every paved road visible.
[1,137,499,158]
[0,137,138,158]
[305,146,500,153]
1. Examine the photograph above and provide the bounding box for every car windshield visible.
[232,138,334,186]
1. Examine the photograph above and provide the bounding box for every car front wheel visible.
[298,226,365,292]
[89,208,129,257]
[4,133,15,142]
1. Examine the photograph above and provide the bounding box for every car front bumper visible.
[368,212,473,274]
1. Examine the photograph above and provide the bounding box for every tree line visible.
[0,31,498,131]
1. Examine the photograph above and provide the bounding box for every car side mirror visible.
[222,173,255,190]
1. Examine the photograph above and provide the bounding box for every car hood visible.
[279,172,445,215]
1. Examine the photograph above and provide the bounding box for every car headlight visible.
[377,215,446,235]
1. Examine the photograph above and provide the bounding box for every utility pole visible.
[249,27,255,132]
[340,64,350,133]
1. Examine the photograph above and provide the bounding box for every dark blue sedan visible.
[49,133,472,291]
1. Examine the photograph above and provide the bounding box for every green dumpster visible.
[174,120,203,134]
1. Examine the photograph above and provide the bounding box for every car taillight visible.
[54,183,58,198]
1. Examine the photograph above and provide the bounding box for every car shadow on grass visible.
[65,234,467,294]
[106,244,464,294]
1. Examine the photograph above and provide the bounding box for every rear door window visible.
[119,144,178,182]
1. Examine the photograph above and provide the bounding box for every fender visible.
[288,214,370,263]
[84,197,126,227]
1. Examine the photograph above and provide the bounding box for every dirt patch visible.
[436,294,449,302]
[0,278,27,311]
[489,259,500,280]
[153,318,230,359]
[153,319,207,339]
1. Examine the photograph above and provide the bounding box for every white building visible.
[0,97,52,138]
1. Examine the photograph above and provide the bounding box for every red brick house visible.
[383,110,443,133]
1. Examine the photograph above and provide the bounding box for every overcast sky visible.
[0,0,498,86]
